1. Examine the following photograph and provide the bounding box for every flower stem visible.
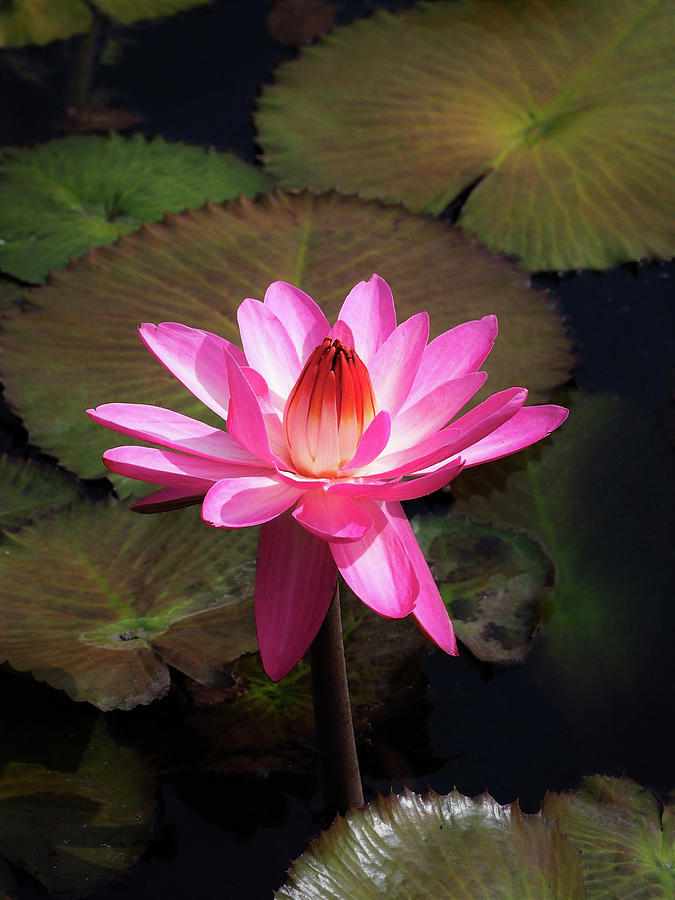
[310,581,364,813]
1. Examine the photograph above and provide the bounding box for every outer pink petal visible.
[369,312,429,416]
[431,387,527,462]
[263,281,330,362]
[201,475,300,527]
[131,486,205,513]
[336,274,396,367]
[237,298,302,399]
[225,352,276,464]
[87,403,261,465]
[362,427,463,479]
[386,371,488,453]
[103,446,251,488]
[341,410,391,473]
[293,490,374,542]
[328,458,464,501]
[406,315,498,406]
[330,501,418,618]
[383,502,457,655]
[460,405,569,467]
[256,511,337,681]
[138,323,233,421]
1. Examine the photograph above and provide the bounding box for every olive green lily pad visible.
[0,0,210,47]
[0,498,258,709]
[0,134,272,283]
[450,391,673,692]
[412,514,554,663]
[257,0,675,270]
[276,788,585,899]
[0,454,80,531]
[0,718,155,897]
[0,191,571,488]
[543,776,674,898]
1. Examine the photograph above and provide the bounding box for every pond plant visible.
[0,0,673,897]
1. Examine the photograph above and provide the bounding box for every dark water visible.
[1,1,673,898]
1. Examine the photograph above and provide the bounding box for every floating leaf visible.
[543,776,674,898]
[257,0,675,270]
[449,391,674,693]
[0,1,91,48]
[0,134,272,282]
[0,0,210,47]
[277,788,585,898]
[0,718,155,897]
[412,514,553,663]
[0,191,571,488]
[0,454,80,531]
[0,499,258,709]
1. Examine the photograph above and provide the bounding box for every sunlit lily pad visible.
[0,191,571,487]
[412,514,554,663]
[277,788,585,898]
[257,0,675,270]
[0,499,258,709]
[0,0,210,47]
[0,718,155,897]
[543,776,674,898]
[450,391,674,692]
[0,454,80,531]
[0,134,272,282]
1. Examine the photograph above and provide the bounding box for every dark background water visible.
[1,1,673,897]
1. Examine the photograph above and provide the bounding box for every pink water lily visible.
[88,275,568,681]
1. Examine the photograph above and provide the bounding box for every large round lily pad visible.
[412,514,554,663]
[0,0,211,47]
[0,718,155,898]
[0,498,258,709]
[0,134,272,283]
[543,776,674,898]
[276,788,585,898]
[257,0,675,270]
[0,191,571,486]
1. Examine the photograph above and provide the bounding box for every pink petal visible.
[88,403,261,465]
[436,387,527,460]
[387,371,488,453]
[263,281,330,363]
[337,274,396,367]
[328,458,464,501]
[460,405,569,467]
[329,319,355,348]
[274,467,328,490]
[138,323,234,421]
[293,490,374,542]
[362,427,463,479]
[201,475,300,527]
[330,501,418,618]
[225,352,275,464]
[237,298,302,399]
[369,312,429,416]
[341,410,391,472]
[406,315,498,406]
[103,446,249,488]
[131,486,205,514]
[256,511,337,681]
[383,502,457,655]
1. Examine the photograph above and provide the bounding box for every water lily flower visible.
[88,275,568,681]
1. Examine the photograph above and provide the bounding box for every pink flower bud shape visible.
[284,338,377,477]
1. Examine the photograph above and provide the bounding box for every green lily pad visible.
[276,788,585,899]
[0,191,571,488]
[412,514,554,663]
[0,134,272,283]
[0,0,210,47]
[0,454,80,531]
[0,718,155,898]
[0,498,258,709]
[257,0,675,270]
[543,776,674,898]
[449,391,674,694]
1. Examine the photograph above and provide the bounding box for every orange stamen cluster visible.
[284,338,377,477]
